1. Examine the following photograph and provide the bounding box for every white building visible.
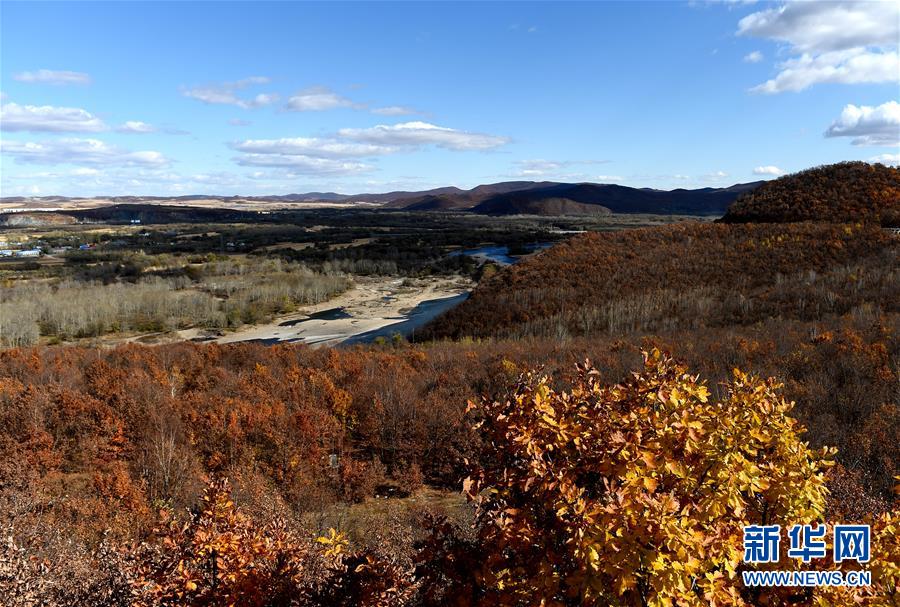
[14,249,42,257]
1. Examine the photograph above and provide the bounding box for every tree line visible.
[0,257,348,345]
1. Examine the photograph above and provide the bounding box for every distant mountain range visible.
[1,180,766,217]
[332,180,765,215]
[452,182,763,216]
[7,162,895,223]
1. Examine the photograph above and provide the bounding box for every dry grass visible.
[304,487,470,549]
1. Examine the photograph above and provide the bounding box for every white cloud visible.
[2,103,167,136]
[338,121,509,151]
[697,170,730,182]
[517,160,565,173]
[870,153,899,166]
[233,153,373,175]
[753,165,785,175]
[743,50,763,63]
[13,69,91,85]
[229,122,506,177]
[595,175,623,182]
[7,167,102,179]
[738,1,899,93]
[738,1,898,53]
[371,105,418,116]
[228,118,252,126]
[1,138,169,166]
[229,135,386,176]
[1,102,107,132]
[824,101,900,146]
[251,93,279,106]
[750,48,899,93]
[117,120,156,133]
[71,167,101,176]
[2,167,273,197]
[511,159,612,178]
[231,137,397,158]
[182,76,277,109]
[285,86,361,111]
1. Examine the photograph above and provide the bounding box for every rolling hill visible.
[466,182,763,215]
[381,181,763,215]
[721,161,900,226]
[418,221,898,341]
[382,181,563,210]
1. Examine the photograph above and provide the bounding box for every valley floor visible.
[174,274,473,347]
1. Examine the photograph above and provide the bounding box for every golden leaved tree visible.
[428,350,896,606]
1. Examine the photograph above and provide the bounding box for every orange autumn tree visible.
[448,350,840,606]
[127,478,415,607]
[129,478,312,606]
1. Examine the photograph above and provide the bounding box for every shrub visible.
[126,479,415,607]
[424,350,865,605]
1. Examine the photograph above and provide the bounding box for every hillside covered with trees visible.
[721,162,900,226]
[420,221,897,340]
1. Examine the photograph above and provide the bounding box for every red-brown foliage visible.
[125,478,415,607]
[1,335,897,604]
[722,161,900,226]
[419,221,897,341]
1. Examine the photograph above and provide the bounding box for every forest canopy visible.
[721,162,900,226]
[419,221,898,341]
[2,350,896,606]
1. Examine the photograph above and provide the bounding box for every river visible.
[199,242,550,347]
[449,242,553,266]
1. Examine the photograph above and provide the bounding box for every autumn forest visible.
[1,162,899,605]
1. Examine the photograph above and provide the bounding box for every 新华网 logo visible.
[741,524,871,588]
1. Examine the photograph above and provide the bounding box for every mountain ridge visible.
[1,179,765,216]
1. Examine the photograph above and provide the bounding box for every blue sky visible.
[1,1,898,197]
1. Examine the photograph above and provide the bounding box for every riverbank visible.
[180,275,473,347]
